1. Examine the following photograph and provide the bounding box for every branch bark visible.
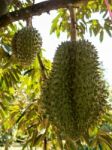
[0,0,87,28]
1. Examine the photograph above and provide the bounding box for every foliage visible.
[50,0,112,41]
[0,0,112,149]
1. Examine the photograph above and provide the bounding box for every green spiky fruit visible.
[12,27,42,66]
[42,40,108,139]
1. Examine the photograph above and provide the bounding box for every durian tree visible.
[0,0,112,150]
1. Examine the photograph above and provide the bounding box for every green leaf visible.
[32,134,45,146]
[65,139,77,150]
[105,28,112,37]
[100,30,104,42]
[89,27,93,36]
[103,11,108,18]
[89,127,98,137]
[56,28,60,38]
[1,44,12,54]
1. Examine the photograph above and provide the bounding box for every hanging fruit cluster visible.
[11,25,108,140]
[12,27,42,66]
[41,40,108,139]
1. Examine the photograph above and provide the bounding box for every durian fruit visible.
[12,27,42,66]
[41,40,108,139]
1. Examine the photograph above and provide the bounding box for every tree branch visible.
[0,0,87,28]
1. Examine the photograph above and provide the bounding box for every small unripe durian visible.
[12,27,42,66]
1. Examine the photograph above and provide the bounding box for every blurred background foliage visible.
[0,0,112,149]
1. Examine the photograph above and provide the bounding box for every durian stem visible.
[26,1,34,27]
[43,137,47,150]
[37,54,47,80]
[26,17,32,27]
[68,6,77,41]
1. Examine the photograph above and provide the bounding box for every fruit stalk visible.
[68,5,77,41]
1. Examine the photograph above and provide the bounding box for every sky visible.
[32,1,112,86]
